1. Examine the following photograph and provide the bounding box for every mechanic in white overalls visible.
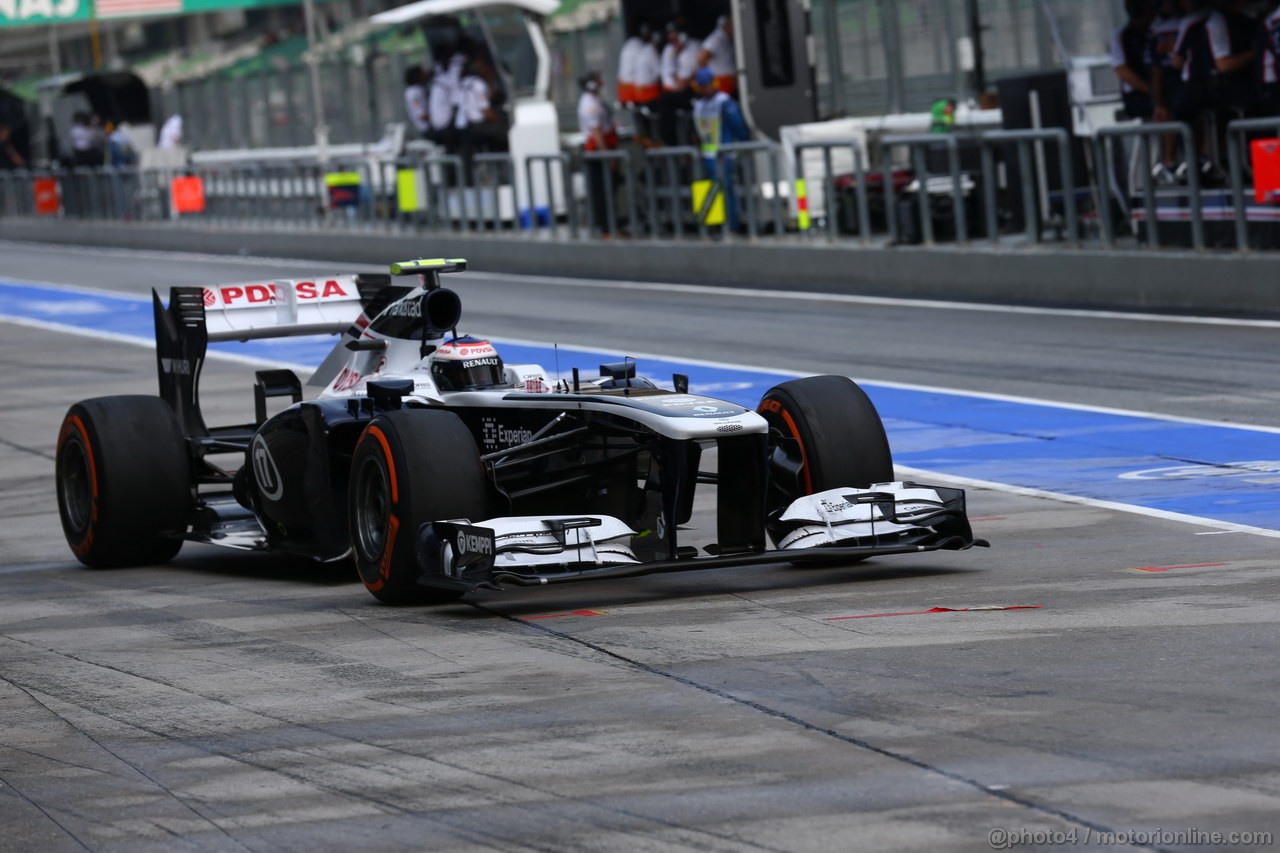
[616,24,648,105]
[428,44,466,149]
[657,24,695,146]
[692,67,750,232]
[698,16,738,96]
[631,29,664,140]
[579,71,620,236]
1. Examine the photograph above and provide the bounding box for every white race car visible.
[55,258,987,604]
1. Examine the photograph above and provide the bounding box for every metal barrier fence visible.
[980,128,1079,245]
[1228,117,1280,251]
[718,141,786,240]
[1096,122,1203,251]
[643,146,703,240]
[881,133,969,245]
[582,149,638,237]
[794,139,870,243]
[525,152,578,239]
[5,118,1280,253]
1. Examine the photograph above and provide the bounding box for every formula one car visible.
[55,259,987,603]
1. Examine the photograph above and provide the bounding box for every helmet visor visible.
[434,356,504,391]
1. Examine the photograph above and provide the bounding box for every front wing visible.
[414,483,989,594]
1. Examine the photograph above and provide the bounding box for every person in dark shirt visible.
[1259,1,1280,112]
[1111,0,1157,120]
[1149,0,1185,181]
[1210,0,1259,113]
[1170,0,1225,180]
[0,123,26,170]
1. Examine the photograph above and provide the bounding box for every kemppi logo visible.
[456,530,493,556]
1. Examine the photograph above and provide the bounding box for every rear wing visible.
[152,274,399,437]
[198,275,367,342]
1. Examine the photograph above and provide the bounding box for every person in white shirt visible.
[616,25,648,104]
[632,30,662,106]
[658,24,695,146]
[577,71,619,236]
[456,53,506,164]
[402,66,430,136]
[157,113,183,151]
[428,48,465,145]
[577,70,616,153]
[677,32,702,89]
[698,16,737,95]
[70,112,100,166]
[660,25,681,94]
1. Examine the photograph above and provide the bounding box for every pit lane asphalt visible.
[1,242,1279,851]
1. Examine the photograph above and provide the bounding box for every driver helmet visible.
[432,337,506,392]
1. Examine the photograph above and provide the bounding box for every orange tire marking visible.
[60,415,99,556]
[758,398,813,494]
[364,425,398,503]
[67,416,99,502]
[380,514,399,582]
[778,408,813,495]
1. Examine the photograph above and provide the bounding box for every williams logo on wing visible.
[251,436,285,502]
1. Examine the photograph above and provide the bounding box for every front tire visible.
[348,409,494,605]
[56,396,191,568]
[758,376,894,545]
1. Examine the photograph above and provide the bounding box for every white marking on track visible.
[466,271,1280,330]
[894,465,1280,540]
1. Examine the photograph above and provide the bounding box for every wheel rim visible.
[352,455,391,563]
[58,438,92,535]
[767,434,808,506]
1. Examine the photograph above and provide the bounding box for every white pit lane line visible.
[4,238,1280,329]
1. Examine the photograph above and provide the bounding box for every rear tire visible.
[348,409,494,605]
[758,376,894,546]
[56,396,191,568]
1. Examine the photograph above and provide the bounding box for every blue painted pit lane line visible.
[4,278,1280,536]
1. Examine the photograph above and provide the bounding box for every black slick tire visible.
[348,409,493,605]
[757,376,894,545]
[56,396,191,568]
